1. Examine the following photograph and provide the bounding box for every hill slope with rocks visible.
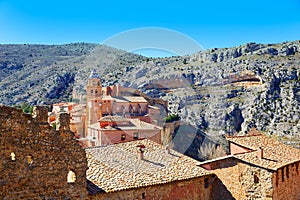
[117,40,300,143]
[0,41,299,147]
[0,43,146,105]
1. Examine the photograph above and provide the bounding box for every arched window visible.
[67,170,76,183]
[142,192,146,199]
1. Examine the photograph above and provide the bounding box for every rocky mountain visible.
[0,41,299,146]
[0,43,146,105]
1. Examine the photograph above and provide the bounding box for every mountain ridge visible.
[0,40,299,144]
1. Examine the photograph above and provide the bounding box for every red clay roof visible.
[227,132,300,170]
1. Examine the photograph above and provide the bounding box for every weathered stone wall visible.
[99,130,161,146]
[0,106,89,199]
[272,162,300,200]
[90,175,213,200]
[161,121,180,146]
[210,157,273,200]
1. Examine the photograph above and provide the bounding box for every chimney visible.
[257,147,263,159]
[138,145,146,160]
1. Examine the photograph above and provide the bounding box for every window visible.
[254,174,259,184]
[26,155,33,166]
[95,90,98,93]
[10,152,16,161]
[91,90,93,94]
[133,133,139,140]
[121,134,126,141]
[142,192,146,199]
[204,178,209,188]
[67,170,76,183]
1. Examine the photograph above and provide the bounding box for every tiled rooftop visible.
[90,116,161,131]
[99,115,131,122]
[227,133,300,170]
[122,96,148,103]
[101,95,128,103]
[130,119,161,130]
[86,139,211,193]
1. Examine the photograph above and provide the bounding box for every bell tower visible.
[86,69,102,101]
[85,69,102,137]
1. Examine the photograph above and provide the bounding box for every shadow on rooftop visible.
[144,159,165,167]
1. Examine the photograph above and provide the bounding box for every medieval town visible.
[0,69,300,200]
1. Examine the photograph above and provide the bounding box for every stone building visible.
[48,102,86,138]
[86,115,162,146]
[84,70,157,132]
[200,130,300,200]
[2,105,300,199]
[49,69,166,143]
[85,139,214,200]
[0,106,89,199]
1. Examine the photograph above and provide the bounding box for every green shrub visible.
[164,114,180,123]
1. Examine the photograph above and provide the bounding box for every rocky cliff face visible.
[116,40,300,141]
[0,41,299,143]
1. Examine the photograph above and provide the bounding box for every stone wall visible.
[99,129,162,146]
[161,121,180,146]
[0,106,89,199]
[207,157,273,200]
[272,162,300,200]
[90,175,213,200]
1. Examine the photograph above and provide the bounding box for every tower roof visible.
[89,69,100,79]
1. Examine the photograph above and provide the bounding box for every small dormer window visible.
[133,133,139,140]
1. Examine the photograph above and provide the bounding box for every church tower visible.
[86,69,102,101]
[85,69,102,137]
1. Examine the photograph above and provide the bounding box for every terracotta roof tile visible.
[122,96,148,103]
[86,139,211,193]
[227,134,300,170]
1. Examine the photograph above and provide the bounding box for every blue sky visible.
[1,0,300,53]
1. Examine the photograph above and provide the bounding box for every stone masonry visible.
[0,106,89,199]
